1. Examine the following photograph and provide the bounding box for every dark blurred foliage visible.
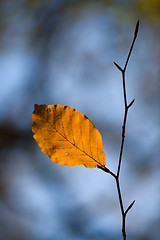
[0,0,160,240]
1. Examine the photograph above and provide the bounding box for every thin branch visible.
[117,107,128,179]
[114,62,123,72]
[116,20,139,179]
[115,20,139,240]
[125,200,135,216]
[99,20,139,240]
[116,177,125,219]
[124,20,139,72]
[128,98,135,108]
[122,70,128,108]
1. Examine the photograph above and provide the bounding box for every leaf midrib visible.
[46,119,104,167]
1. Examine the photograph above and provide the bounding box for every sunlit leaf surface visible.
[32,104,106,168]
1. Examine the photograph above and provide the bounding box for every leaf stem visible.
[97,165,116,178]
[99,20,139,240]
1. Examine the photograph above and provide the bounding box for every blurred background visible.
[0,0,159,239]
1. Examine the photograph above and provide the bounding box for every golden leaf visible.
[32,104,106,168]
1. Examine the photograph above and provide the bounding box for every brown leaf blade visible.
[32,104,106,168]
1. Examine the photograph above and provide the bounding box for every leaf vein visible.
[47,120,104,167]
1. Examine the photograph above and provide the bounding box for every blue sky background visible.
[0,1,159,240]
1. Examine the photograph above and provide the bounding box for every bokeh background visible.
[0,0,160,240]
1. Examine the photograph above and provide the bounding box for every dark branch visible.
[124,20,139,72]
[113,62,123,72]
[114,20,139,240]
[128,98,135,108]
[125,200,135,216]
[99,21,139,240]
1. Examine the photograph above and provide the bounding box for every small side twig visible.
[125,200,136,216]
[99,20,139,240]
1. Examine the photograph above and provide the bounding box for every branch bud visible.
[134,20,139,37]
[125,200,135,215]
[128,98,135,108]
[113,62,123,72]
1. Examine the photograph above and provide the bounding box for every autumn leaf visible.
[32,104,106,168]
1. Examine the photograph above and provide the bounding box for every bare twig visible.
[99,20,139,240]
[125,200,136,216]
